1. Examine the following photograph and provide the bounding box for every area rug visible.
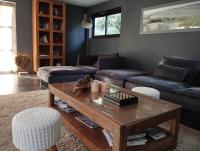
[0,90,199,151]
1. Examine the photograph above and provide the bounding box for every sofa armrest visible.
[98,57,126,70]
[77,54,98,66]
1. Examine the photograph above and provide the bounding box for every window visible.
[0,1,17,72]
[93,8,121,37]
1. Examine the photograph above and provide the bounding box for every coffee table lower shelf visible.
[52,105,175,151]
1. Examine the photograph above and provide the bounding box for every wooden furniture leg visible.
[170,109,181,149]
[45,145,58,151]
[49,91,54,106]
[50,145,58,151]
[112,126,126,151]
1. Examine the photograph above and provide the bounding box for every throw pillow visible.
[93,53,119,67]
[154,64,189,82]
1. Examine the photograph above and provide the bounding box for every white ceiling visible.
[61,0,110,7]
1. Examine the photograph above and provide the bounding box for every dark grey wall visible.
[66,4,86,65]
[87,0,200,72]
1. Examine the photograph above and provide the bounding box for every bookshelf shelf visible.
[32,0,66,72]
[39,28,50,32]
[53,16,63,20]
[53,30,63,33]
[39,14,50,18]
[40,55,50,59]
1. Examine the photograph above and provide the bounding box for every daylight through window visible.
[93,8,121,37]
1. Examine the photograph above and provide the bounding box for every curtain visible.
[0,1,17,72]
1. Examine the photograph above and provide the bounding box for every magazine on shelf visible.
[54,100,76,113]
[102,129,147,147]
[102,129,113,147]
[127,133,146,140]
[75,115,99,129]
[145,128,166,140]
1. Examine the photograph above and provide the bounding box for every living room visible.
[0,0,200,151]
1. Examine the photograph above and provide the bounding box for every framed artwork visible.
[140,0,200,34]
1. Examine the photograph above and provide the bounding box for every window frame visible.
[92,7,121,38]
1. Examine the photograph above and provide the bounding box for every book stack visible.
[102,129,147,147]
[75,115,99,129]
[145,128,166,140]
[54,100,76,113]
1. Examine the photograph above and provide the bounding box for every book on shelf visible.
[102,129,147,147]
[102,129,113,147]
[75,115,100,129]
[54,100,76,113]
[145,128,166,140]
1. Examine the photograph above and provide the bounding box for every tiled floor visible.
[0,73,47,95]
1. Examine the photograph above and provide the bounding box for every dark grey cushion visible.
[38,66,87,76]
[97,69,146,80]
[127,76,190,93]
[160,57,200,82]
[93,53,119,67]
[77,66,98,74]
[154,64,188,82]
[176,87,200,99]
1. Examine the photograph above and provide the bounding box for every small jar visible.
[101,82,110,92]
[91,81,100,93]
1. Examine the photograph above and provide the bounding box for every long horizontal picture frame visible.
[140,0,200,34]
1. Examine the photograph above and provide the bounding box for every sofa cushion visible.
[38,66,87,76]
[160,57,200,83]
[127,76,190,93]
[176,87,200,99]
[154,64,188,82]
[77,66,98,74]
[93,53,119,67]
[96,69,146,80]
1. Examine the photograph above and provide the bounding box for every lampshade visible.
[81,14,93,29]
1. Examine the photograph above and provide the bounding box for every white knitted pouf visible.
[132,87,160,99]
[12,107,61,151]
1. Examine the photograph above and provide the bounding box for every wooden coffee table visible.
[49,82,181,151]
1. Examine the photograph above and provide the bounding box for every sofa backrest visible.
[196,73,200,85]
[77,54,98,66]
[160,57,200,83]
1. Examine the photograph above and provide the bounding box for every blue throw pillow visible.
[154,64,189,82]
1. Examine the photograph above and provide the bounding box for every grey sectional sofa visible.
[38,54,200,129]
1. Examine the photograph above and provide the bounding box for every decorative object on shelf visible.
[141,0,200,34]
[56,62,62,66]
[73,75,91,93]
[40,35,48,43]
[40,22,49,29]
[54,8,59,16]
[15,54,32,74]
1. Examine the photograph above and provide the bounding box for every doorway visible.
[0,1,17,73]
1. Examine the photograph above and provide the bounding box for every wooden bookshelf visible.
[32,0,66,72]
